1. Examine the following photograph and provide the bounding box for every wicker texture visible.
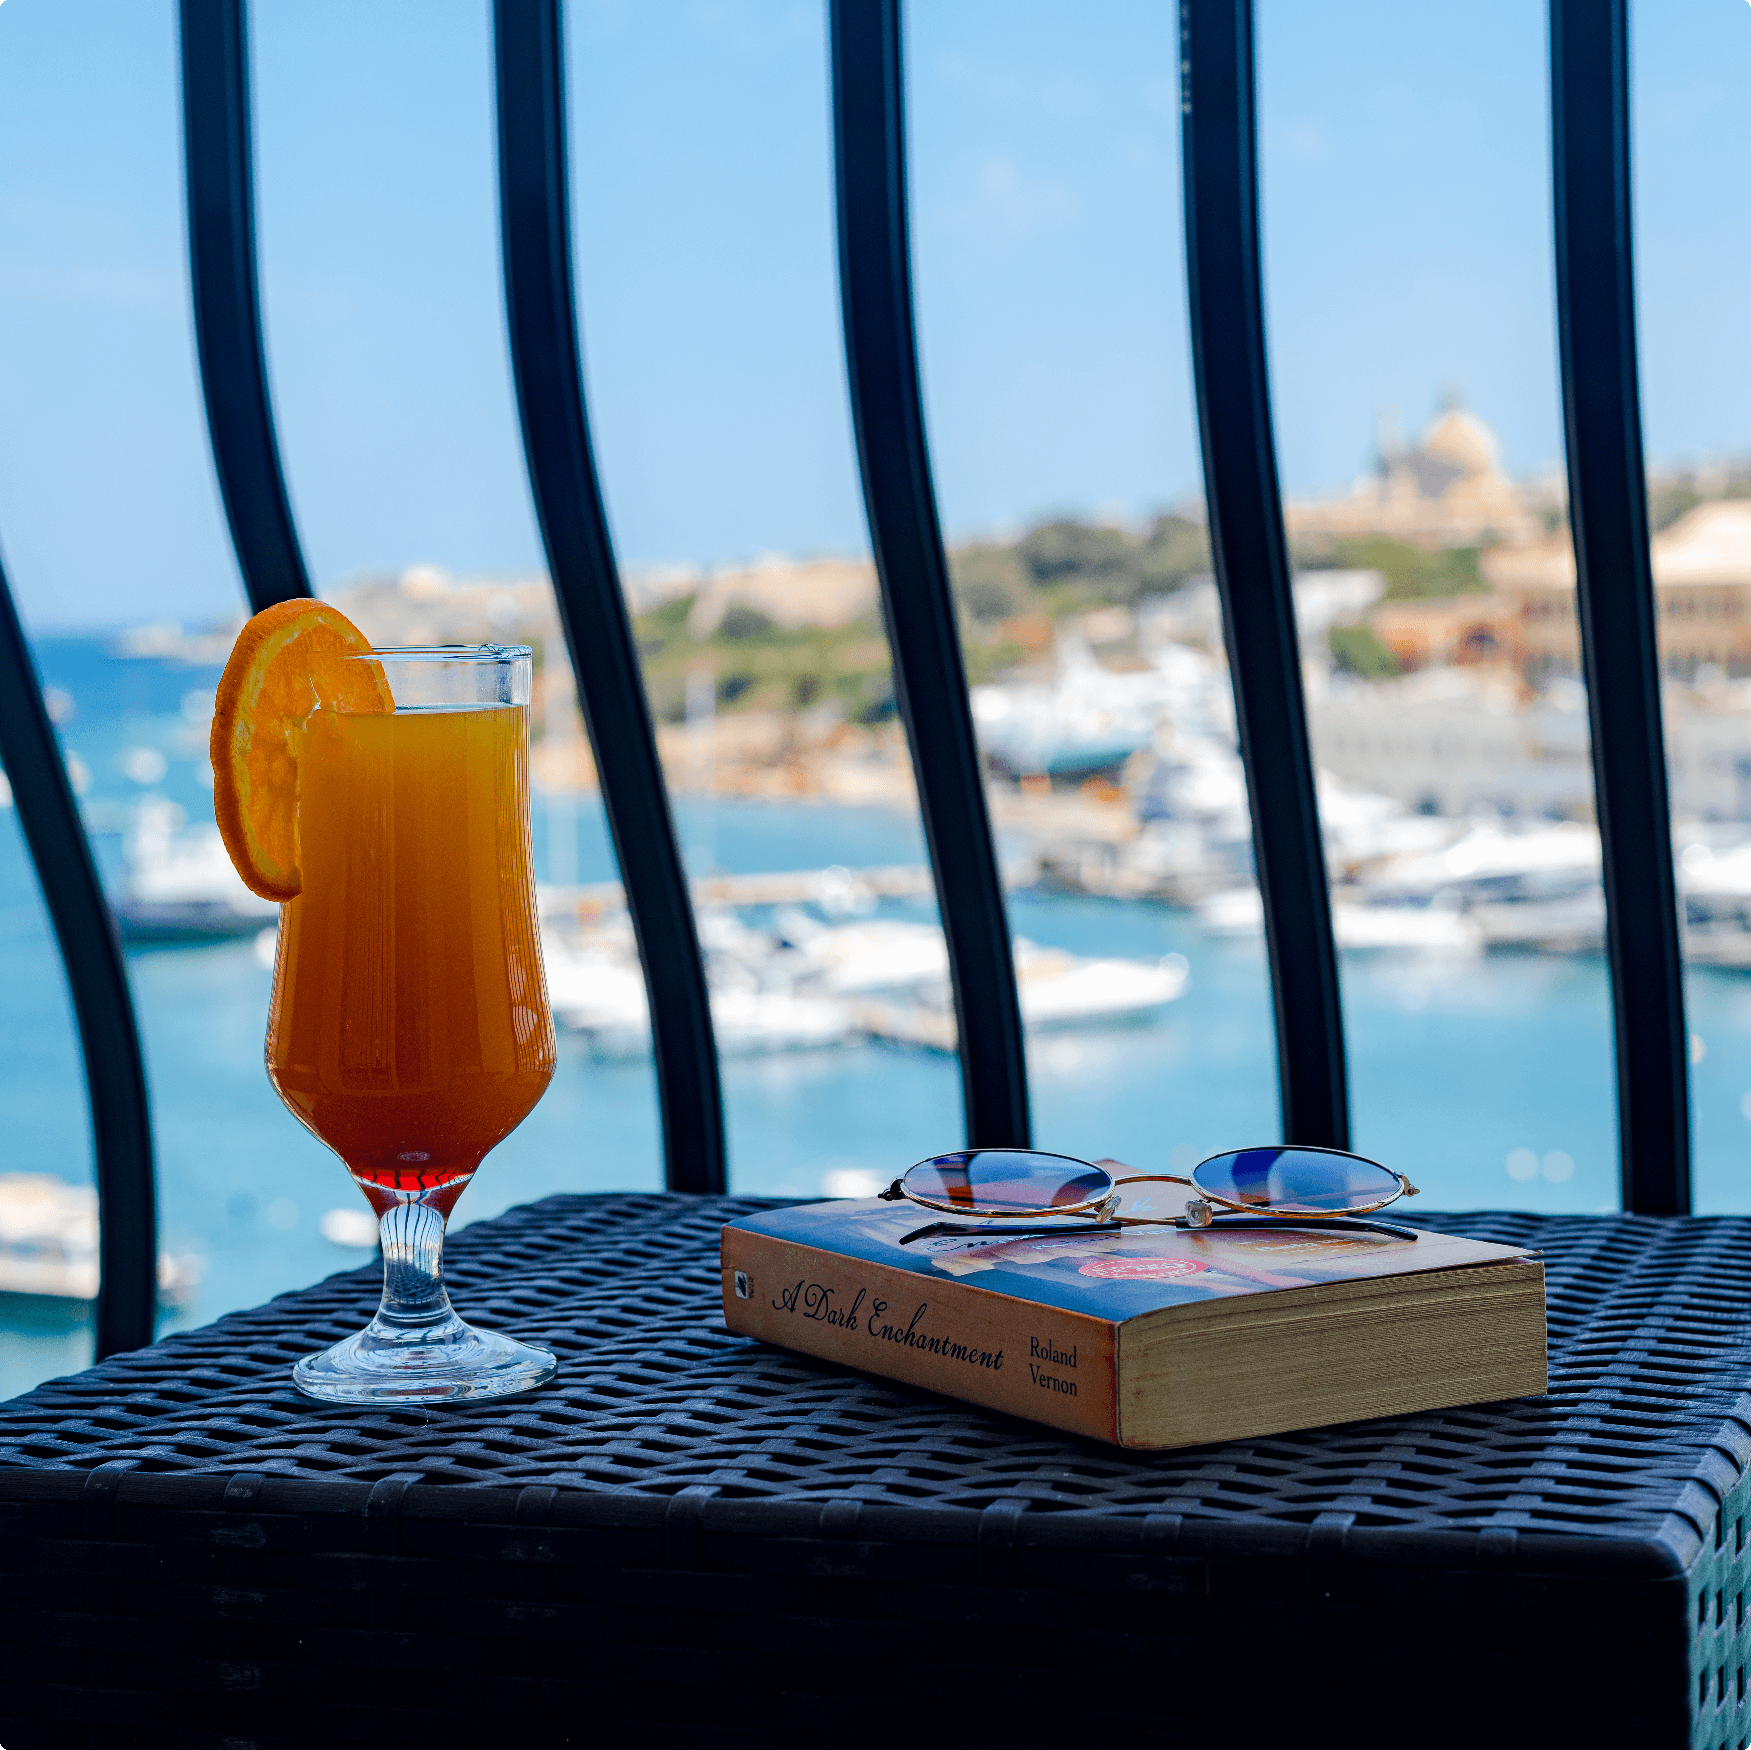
[0,1195,1745,1547]
[2,1194,1749,1748]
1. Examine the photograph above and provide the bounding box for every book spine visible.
[721,1226,1118,1442]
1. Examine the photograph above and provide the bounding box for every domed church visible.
[1287,394,1541,549]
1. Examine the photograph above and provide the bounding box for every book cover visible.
[721,1199,1545,1448]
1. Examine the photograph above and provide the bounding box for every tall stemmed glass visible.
[268,646,558,1403]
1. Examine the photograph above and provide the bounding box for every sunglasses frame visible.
[879,1144,1419,1230]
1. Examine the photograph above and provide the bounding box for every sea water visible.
[4,636,1751,1401]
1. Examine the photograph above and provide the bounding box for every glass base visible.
[293,1317,557,1406]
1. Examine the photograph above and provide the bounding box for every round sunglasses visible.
[879,1146,1419,1240]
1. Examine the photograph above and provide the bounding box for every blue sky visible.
[0,0,1745,629]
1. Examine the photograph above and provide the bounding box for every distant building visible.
[1137,571,1383,654]
[1309,500,1751,822]
[332,566,558,650]
[1372,595,1518,674]
[1286,400,1542,550]
[1483,501,1751,682]
[1311,669,1751,823]
[685,557,877,638]
[1310,675,1594,819]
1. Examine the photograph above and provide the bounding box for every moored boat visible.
[0,1173,200,1307]
[113,799,276,943]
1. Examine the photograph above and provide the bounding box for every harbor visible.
[12,557,1751,1395]
[106,585,1751,979]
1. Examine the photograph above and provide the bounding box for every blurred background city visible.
[2,0,1748,1396]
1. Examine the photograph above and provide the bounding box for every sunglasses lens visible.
[1191,1148,1401,1214]
[899,1150,1114,1215]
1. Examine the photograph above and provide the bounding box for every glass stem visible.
[374,1196,460,1333]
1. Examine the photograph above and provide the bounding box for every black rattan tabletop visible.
[0,1192,1744,1555]
[4,1193,1751,1748]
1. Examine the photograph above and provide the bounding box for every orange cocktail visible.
[210,616,560,1404]
[268,701,556,1215]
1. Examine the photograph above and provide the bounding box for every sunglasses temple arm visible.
[898,1220,1126,1246]
[1189,1215,1422,1241]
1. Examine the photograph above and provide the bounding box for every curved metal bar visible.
[492,0,727,1193]
[0,561,157,1357]
[828,0,1031,1148]
[1179,0,1348,1148]
[180,0,311,611]
[1550,0,1689,1214]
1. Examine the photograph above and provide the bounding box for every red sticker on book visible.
[1079,1256,1210,1281]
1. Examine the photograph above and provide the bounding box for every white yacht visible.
[113,798,276,943]
[543,893,1191,1058]
[859,942,1189,1053]
[1198,821,1606,956]
[1195,885,1267,938]
[1332,895,1484,955]
[775,913,949,995]
[0,1173,199,1306]
[1346,821,1605,955]
[1194,885,1485,954]
[540,921,859,1060]
[970,633,1169,780]
[1679,841,1751,969]
[1015,943,1189,1028]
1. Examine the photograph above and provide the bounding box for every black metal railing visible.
[830,0,1030,1148]
[1180,0,1348,1149]
[493,0,727,1195]
[1551,0,1690,1215]
[181,0,310,613]
[0,568,156,1360]
[0,0,1689,1356]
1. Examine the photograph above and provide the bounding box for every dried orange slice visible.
[210,599,393,901]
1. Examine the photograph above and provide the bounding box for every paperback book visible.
[721,1199,1546,1449]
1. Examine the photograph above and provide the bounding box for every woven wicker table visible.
[0,1192,1748,1748]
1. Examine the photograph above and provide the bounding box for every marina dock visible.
[537,861,1036,921]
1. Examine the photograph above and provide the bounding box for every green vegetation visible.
[1648,482,1700,533]
[1329,624,1402,680]
[718,603,778,641]
[631,600,898,725]
[1300,535,1486,600]
[628,513,1213,722]
[1647,471,1751,532]
[950,513,1210,622]
[627,477,1751,722]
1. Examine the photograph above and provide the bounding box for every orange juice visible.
[267,703,555,1213]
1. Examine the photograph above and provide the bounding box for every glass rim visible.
[345,644,532,663]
